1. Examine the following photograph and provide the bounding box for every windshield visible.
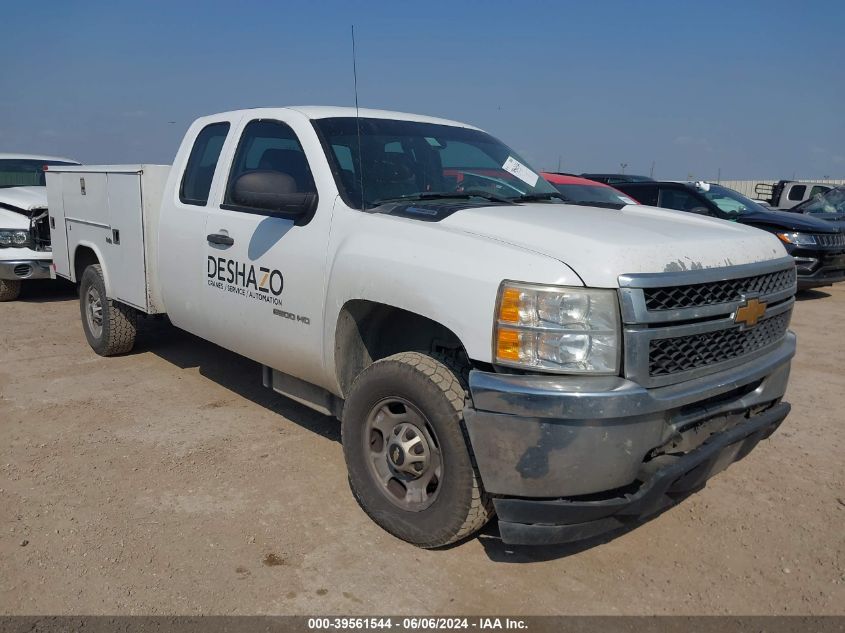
[313,117,560,209]
[0,159,78,188]
[795,187,845,214]
[699,184,767,217]
[552,183,638,205]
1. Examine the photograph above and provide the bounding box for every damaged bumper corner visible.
[463,334,795,545]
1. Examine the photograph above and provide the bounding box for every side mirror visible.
[231,171,317,218]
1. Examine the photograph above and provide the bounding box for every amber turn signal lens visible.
[496,329,521,361]
[498,288,522,323]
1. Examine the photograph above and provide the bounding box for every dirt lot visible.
[1,280,843,615]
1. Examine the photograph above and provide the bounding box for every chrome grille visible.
[643,267,796,311]
[649,312,791,377]
[619,257,796,388]
[815,232,845,247]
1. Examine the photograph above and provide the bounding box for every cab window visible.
[788,185,806,201]
[180,122,230,206]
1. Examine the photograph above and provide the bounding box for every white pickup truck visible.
[46,107,797,547]
[0,153,79,300]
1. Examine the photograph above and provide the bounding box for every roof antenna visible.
[351,25,365,208]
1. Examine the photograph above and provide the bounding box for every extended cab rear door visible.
[159,114,241,340]
[199,111,335,388]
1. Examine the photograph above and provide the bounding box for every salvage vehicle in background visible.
[0,153,79,300]
[581,173,654,185]
[753,180,833,209]
[47,106,796,548]
[786,186,845,231]
[615,180,845,289]
[541,172,640,206]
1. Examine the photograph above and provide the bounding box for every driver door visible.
[201,114,333,387]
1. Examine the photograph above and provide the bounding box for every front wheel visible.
[0,279,22,302]
[79,264,137,356]
[342,352,492,548]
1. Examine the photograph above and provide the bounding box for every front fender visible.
[322,207,581,389]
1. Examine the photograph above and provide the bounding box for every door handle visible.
[207,233,234,246]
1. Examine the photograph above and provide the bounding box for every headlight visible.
[0,229,31,247]
[494,282,621,374]
[776,232,817,246]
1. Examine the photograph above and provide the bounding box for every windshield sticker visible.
[502,156,539,187]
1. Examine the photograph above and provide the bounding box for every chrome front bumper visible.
[0,259,51,280]
[463,333,795,499]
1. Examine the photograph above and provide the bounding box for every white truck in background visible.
[46,106,797,547]
[754,179,834,209]
[0,154,79,300]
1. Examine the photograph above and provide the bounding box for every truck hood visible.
[0,187,48,229]
[780,209,845,231]
[440,203,787,287]
[0,186,48,212]
[736,208,840,233]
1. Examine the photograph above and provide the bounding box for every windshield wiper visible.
[563,200,627,210]
[370,190,512,207]
[511,192,569,202]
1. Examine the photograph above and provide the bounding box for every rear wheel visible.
[342,351,492,548]
[79,264,137,356]
[0,279,21,302]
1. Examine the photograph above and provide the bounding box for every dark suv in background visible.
[615,180,845,290]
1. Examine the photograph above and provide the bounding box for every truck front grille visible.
[649,311,791,377]
[643,267,796,310]
[619,258,797,388]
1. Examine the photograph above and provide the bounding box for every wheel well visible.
[74,246,99,283]
[334,300,467,397]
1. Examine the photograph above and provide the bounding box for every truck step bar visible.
[262,366,343,419]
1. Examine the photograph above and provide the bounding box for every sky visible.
[2,0,843,180]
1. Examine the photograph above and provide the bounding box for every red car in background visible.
[541,173,640,206]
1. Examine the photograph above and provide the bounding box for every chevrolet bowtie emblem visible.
[735,297,767,328]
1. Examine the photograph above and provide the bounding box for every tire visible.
[0,279,21,302]
[79,264,137,356]
[342,351,493,548]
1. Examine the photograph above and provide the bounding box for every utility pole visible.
[557,155,562,172]
[620,162,628,174]
[650,161,655,178]
[717,167,721,184]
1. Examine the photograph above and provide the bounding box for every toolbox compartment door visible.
[45,171,70,279]
[105,173,148,311]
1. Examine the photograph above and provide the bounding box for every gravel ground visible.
[1,279,843,615]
